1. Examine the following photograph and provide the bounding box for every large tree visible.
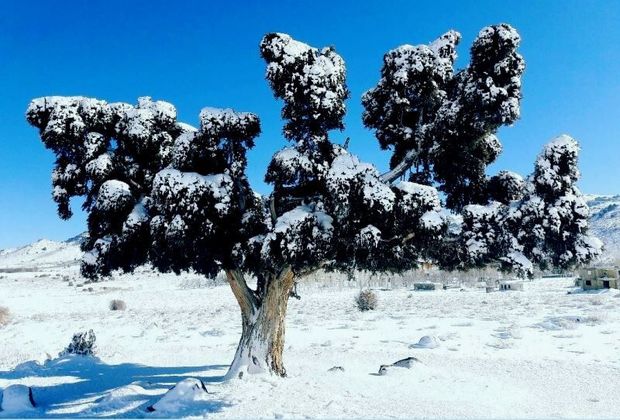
[27,25,600,378]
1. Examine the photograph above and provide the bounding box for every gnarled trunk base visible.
[224,267,294,379]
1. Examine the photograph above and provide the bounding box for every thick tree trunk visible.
[224,266,295,379]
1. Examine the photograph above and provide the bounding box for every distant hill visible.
[0,237,83,271]
[585,194,620,263]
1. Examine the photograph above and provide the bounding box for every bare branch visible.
[379,149,418,184]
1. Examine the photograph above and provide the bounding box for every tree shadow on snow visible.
[0,355,231,418]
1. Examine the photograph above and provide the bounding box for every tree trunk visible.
[224,266,295,379]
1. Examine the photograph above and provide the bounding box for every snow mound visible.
[536,315,604,331]
[89,383,152,416]
[411,335,440,349]
[147,378,209,414]
[0,385,36,413]
[98,384,147,404]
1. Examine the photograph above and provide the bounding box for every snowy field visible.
[1,266,620,418]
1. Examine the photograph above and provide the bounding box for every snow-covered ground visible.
[1,263,620,418]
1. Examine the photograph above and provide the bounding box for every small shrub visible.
[109,299,126,311]
[61,330,96,356]
[0,306,10,327]
[356,289,378,311]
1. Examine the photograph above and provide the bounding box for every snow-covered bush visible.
[0,306,10,327]
[355,289,378,311]
[61,330,96,356]
[109,299,126,311]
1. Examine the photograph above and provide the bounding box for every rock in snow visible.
[392,357,421,368]
[146,378,209,413]
[0,384,36,413]
[378,357,420,375]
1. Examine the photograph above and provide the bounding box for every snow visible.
[263,33,312,64]
[147,378,211,415]
[411,335,440,349]
[269,147,314,182]
[2,261,620,417]
[264,205,334,262]
[0,384,36,413]
[429,30,461,63]
[152,169,233,216]
[175,122,197,133]
[96,180,133,213]
[394,181,440,209]
[123,202,149,234]
[327,154,396,213]
[501,251,534,277]
[85,153,113,179]
[357,225,382,247]
[420,211,444,231]
[198,107,258,137]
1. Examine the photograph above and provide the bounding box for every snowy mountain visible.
[0,236,84,271]
[585,194,620,262]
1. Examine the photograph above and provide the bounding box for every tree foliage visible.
[363,24,525,210]
[26,25,600,286]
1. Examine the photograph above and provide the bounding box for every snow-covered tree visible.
[362,30,461,185]
[487,170,525,204]
[226,33,445,376]
[27,27,600,378]
[446,135,603,278]
[510,135,603,271]
[26,96,180,277]
[363,24,525,210]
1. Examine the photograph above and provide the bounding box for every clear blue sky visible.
[1,0,618,249]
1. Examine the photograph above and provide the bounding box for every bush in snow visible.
[0,306,10,327]
[109,299,126,311]
[355,289,378,311]
[61,330,96,356]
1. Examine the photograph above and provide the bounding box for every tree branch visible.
[269,194,277,224]
[226,269,260,321]
[379,149,418,184]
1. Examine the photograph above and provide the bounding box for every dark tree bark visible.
[224,266,295,378]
